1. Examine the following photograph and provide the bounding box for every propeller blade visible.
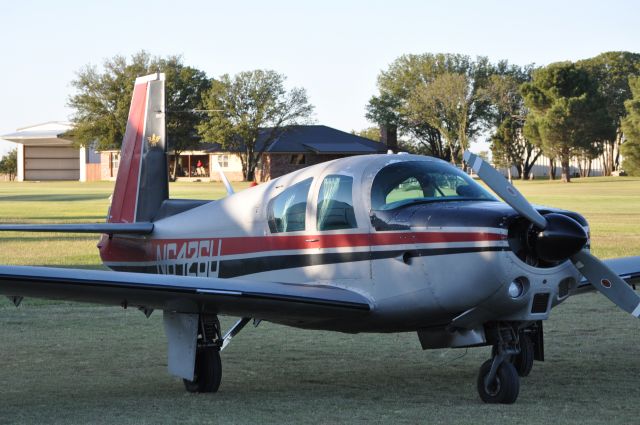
[463,151,548,230]
[213,161,234,196]
[572,250,640,317]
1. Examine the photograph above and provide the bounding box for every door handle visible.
[305,238,320,242]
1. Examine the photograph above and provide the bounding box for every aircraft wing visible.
[0,266,371,325]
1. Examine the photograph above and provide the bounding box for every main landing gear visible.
[183,315,252,393]
[183,315,223,393]
[477,325,539,404]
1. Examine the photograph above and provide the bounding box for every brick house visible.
[101,125,388,182]
[207,125,387,182]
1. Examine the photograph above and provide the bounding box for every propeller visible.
[463,151,547,229]
[213,161,234,196]
[463,150,640,318]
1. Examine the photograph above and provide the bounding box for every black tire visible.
[477,359,520,404]
[513,334,534,377]
[183,348,222,393]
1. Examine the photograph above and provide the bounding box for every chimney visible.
[380,125,398,152]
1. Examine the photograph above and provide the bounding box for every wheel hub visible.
[485,376,502,397]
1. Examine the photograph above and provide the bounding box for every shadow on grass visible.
[0,235,100,242]
[1,215,109,221]
[0,194,109,202]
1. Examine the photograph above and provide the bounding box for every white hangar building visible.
[0,122,100,181]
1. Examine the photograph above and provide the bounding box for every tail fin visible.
[108,73,168,223]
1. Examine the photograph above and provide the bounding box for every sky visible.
[0,0,639,155]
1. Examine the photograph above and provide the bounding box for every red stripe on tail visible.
[109,82,148,223]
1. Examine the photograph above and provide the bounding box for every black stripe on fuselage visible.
[108,246,508,278]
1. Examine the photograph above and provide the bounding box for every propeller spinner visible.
[463,151,640,317]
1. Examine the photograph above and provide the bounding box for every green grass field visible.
[0,178,639,424]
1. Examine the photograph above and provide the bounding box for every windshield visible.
[371,160,496,210]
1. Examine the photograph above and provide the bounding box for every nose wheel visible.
[478,326,529,404]
[477,357,520,404]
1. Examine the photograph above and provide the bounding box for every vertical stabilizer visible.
[109,73,168,223]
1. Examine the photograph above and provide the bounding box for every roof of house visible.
[203,125,386,155]
[2,122,385,154]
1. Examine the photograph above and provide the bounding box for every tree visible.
[198,70,314,181]
[0,148,17,181]
[491,117,526,181]
[68,52,149,150]
[575,142,603,177]
[350,126,421,152]
[351,127,381,142]
[578,52,640,175]
[367,91,447,158]
[621,76,640,176]
[521,62,613,182]
[68,51,210,179]
[407,73,472,164]
[366,53,494,163]
[481,65,541,180]
[157,59,211,180]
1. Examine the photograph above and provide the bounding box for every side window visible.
[268,178,312,233]
[317,175,357,231]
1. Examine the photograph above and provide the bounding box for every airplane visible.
[1,72,639,404]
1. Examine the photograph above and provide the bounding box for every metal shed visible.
[1,122,100,181]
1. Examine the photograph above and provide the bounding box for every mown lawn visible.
[0,177,639,424]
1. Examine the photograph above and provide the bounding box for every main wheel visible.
[477,359,520,404]
[183,347,222,393]
[513,334,534,377]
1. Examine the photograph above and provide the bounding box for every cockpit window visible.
[371,161,495,210]
[268,178,312,233]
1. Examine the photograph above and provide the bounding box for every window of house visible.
[317,175,357,231]
[290,154,306,165]
[110,152,120,177]
[217,154,229,168]
[268,178,313,233]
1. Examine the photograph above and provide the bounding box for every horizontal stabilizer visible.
[0,222,154,235]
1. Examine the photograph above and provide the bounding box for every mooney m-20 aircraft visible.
[1,73,639,404]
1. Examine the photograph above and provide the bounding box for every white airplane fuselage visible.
[99,154,584,333]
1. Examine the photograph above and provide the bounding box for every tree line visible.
[65,50,640,182]
[0,149,17,180]
[366,52,640,181]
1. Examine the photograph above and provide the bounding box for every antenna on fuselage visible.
[213,161,234,196]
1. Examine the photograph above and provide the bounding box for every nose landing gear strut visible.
[477,325,536,404]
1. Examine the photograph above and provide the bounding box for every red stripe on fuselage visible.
[109,83,148,223]
[219,233,370,255]
[220,232,505,255]
[99,231,507,263]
